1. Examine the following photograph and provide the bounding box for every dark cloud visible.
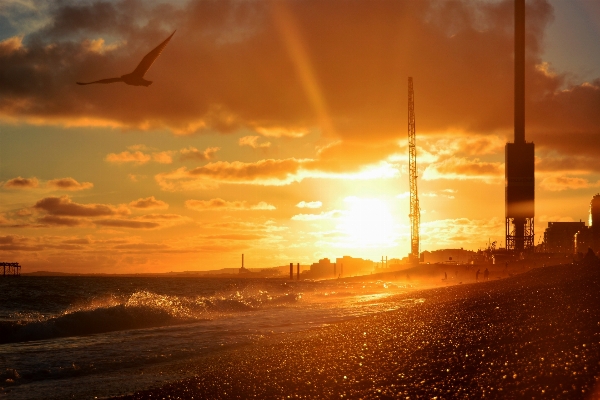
[62,238,91,244]
[3,176,39,189]
[47,177,93,191]
[37,215,83,226]
[113,243,170,250]
[423,157,503,182]
[34,195,128,217]
[0,235,16,244]
[0,244,45,251]
[140,214,183,220]
[0,0,598,168]
[95,219,160,229]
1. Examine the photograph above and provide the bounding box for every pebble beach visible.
[119,260,600,399]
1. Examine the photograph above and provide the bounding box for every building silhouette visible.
[543,222,586,254]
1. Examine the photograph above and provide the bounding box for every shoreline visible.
[117,262,600,399]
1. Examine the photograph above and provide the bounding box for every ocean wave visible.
[0,289,301,344]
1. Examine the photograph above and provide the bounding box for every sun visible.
[336,197,397,248]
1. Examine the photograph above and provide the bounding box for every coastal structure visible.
[407,77,421,264]
[505,0,535,253]
[1,262,21,277]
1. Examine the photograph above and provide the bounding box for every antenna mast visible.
[408,77,420,263]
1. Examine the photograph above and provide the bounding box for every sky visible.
[0,0,599,273]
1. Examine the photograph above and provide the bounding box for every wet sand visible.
[120,261,600,399]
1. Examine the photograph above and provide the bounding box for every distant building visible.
[575,194,600,254]
[539,194,600,255]
[335,256,374,277]
[421,248,474,264]
[308,258,335,279]
[543,221,585,254]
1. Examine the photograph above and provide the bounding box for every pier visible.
[1,262,21,276]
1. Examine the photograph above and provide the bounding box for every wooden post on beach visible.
[297,263,300,280]
[290,263,293,280]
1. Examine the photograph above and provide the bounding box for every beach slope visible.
[121,262,600,399]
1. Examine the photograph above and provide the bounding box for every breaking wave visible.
[0,289,301,344]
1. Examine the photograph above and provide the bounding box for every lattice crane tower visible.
[408,77,420,263]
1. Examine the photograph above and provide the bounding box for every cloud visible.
[239,135,271,149]
[1,0,593,144]
[105,151,152,165]
[129,196,169,210]
[536,153,600,174]
[422,157,503,182]
[296,201,322,209]
[0,235,16,244]
[95,219,160,229]
[82,37,123,54]
[204,234,265,240]
[37,215,84,226]
[151,151,173,164]
[0,0,599,185]
[539,176,600,192]
[310,141,402,174]
[139,213,185,220]
[62,238,91,245]
[33,195,129,217]
[156,151,400,191]
[105,149,176,164]
[113,243,170,250]
[254,126,309,138]
[128,174,145,182]
[422,135,506,158]
[179,146,220,161]
[47,177,93,191]
[3,176,39,189]
[156,158,304,190]
[421,217,504,249]
[0,35,24,55]
[185,198,276,211]
[291,210,342,221]
[188,159,301,181]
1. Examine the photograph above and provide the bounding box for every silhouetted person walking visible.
[484,268,489,281]
[476,269,480,282]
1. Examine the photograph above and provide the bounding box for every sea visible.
[0,275,413,399]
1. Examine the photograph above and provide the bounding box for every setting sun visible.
[336,197,397,249]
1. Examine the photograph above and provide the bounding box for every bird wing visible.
[131,30,176,78]
[76,77,124,85]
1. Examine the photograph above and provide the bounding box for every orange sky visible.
[1,0,599,273]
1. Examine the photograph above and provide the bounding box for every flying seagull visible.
[76,31,175,86]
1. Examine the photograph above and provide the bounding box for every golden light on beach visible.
[2,1,600,397]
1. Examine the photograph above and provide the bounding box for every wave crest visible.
[0,288,301,344]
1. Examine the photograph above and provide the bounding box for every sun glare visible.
[336,197,397,248]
